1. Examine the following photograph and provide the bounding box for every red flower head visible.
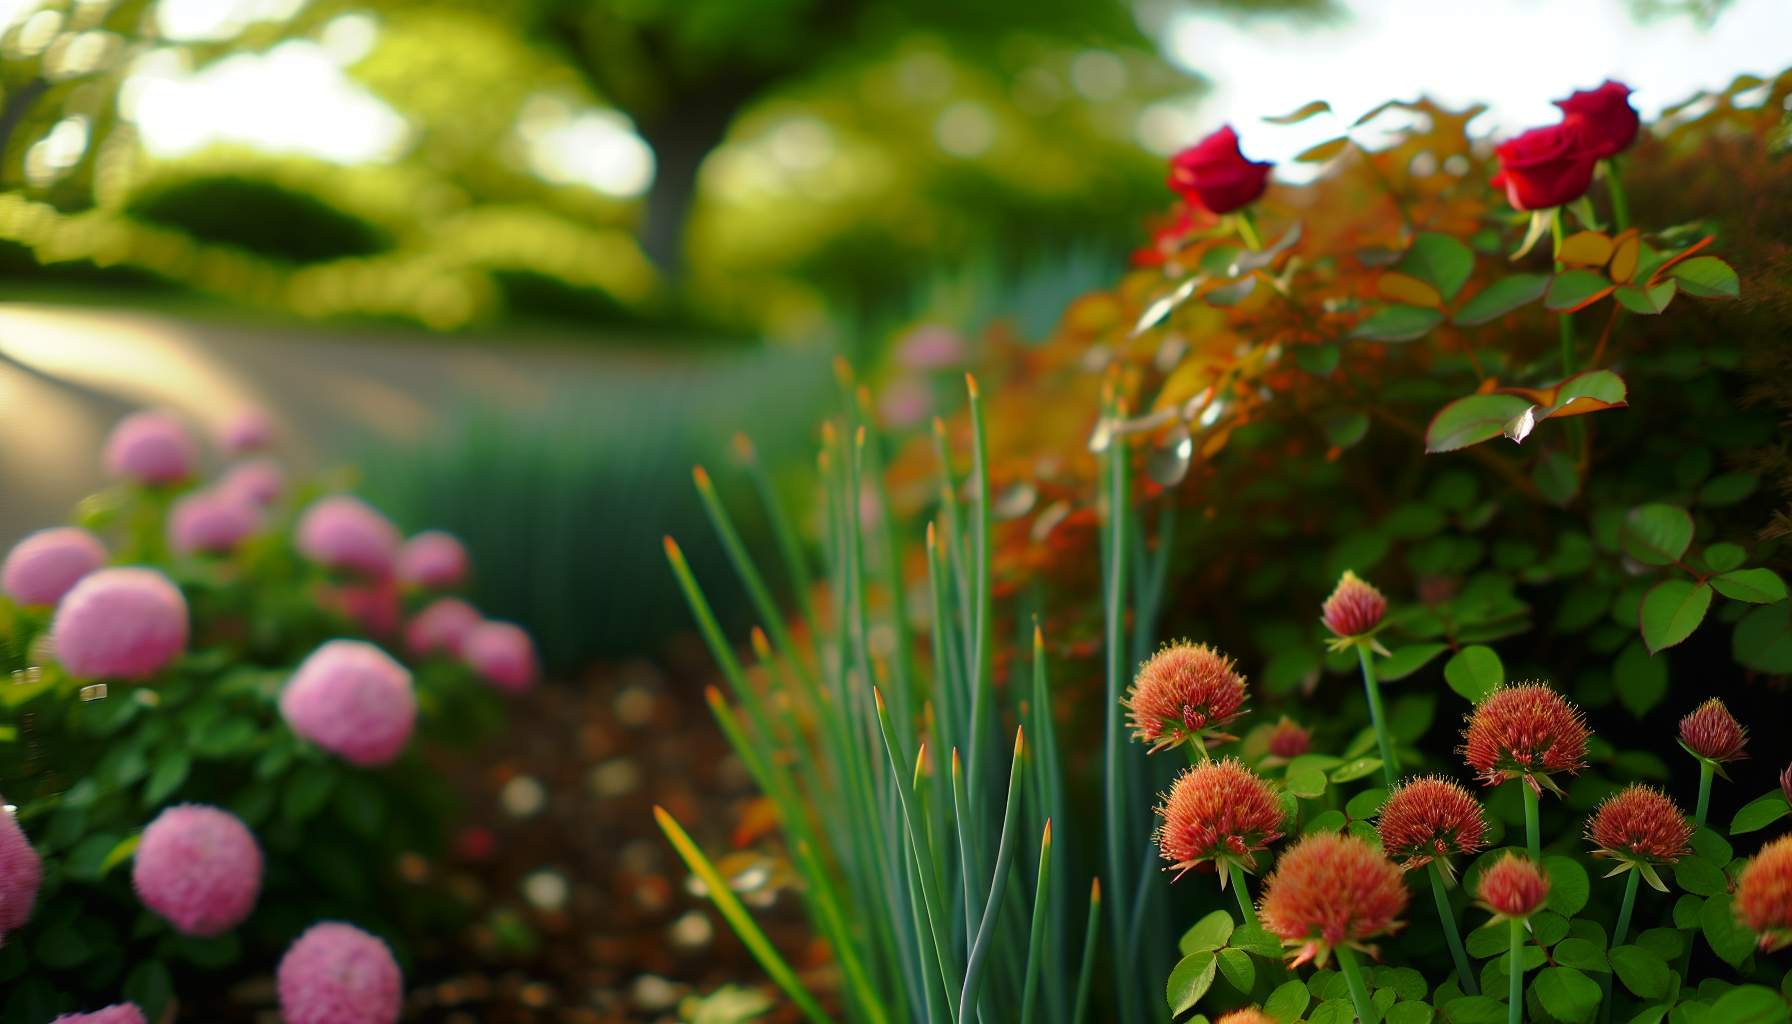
[1321,570,1387,645]
[1377,775,1488,878]
[1215,1010,1276,1024]
[1493,121,1597,212]
[1257,832,1407,967]
[1460,682,1590,796]
[1476,852,1550,921]
[1266,717,1312,760]
[1678,698,1748,766]
[1168,126,1273,215]
[1124,642,1249,754]
[1586,785,1692,891]
[1154,758,1285,882]
[1554,80,1639,159]
[1736,834,1792,952]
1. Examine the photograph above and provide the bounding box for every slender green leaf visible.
[1453,274,1549,325]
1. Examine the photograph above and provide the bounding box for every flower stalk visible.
[1507,917,1525,1024]
[1335,945,1380,1024]
[1429,861,1478,995]
[1521,779,1542,862]
[1357,644,1399,786]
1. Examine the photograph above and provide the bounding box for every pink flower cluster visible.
[132,804,263,936]
[1,799,41,946]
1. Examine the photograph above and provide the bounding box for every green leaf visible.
[1347,788,1388,819]
[1620,504,1694,566]
[1377,643,1449,682]
[1453,273,1549,325]
[1425,395,1531,453]
[1730,791,1790,835]
[1636,927,1684,961]
[1442,995,1508,1024]
[1218,947,1256,992]
[1330,757,1383,783]
[1533,966,1603,1023]
[1354,305,1445,342]
[1467,922,1508,959]
[1700,892,1757,967]
[1552,937,1608,973]
[144,748,191,806]
[1613,640,1668,717]
[1668,256,1740,299]
[1304,809,1348,834]
[1444,646,1503,702]
[1674,855,1729,896]
[1167,949,1219,1014]
[1613,280,1677,314]
[284,763,336,824]
[64,831,122,880]
[1287,761,1329,799]
[1180,908,1236,954]
[1264,978,1311,1023]
[1699,471,1759,507]
[1545,856,1590,916]
[1230,923,1283,958]
[1296,343,1341,376]
[1386,1002,1434,1024]
[1704,542,1747,573]
[1545,270,1613,312]
[1733,600,1792,673]
[1712,568,1788,605]
[1638,579,1713,653]
[1609,944,1670,998]
[1399,232,1476,300]
[124,959,175,1021]
[36,918,92,968]
[1710,985,1791,1023]
[1321,409,1370,449]
[1691,827,1733,865]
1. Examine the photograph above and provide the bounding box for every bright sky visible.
[1154,0,1792,175]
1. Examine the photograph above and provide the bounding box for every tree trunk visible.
[634,74,764,278]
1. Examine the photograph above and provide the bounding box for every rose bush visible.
[0,409,537,1022]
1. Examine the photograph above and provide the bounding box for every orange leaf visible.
[1558,231,1614,268]
[1545,398,1624,420]
[1609,229,1642,283]
[1377,272,1443,309]
[730,798,781,847]
[1295,137,1351,163]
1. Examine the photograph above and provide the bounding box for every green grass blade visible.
[1020,821,1054,1024]
[1072,879,1103,1024]
[960,726,1025,1023]
[654,806,831,1024]
[731,431,821,639]
[965,375,995,820]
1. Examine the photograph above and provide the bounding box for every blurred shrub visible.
[126,174,394,263]
[356,345,833,669]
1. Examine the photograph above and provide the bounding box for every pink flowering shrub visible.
[0,408,538,1021]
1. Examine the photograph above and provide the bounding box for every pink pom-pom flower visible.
[280,640,416,766]
[404,598,481,659]
[221,408,274,455]
[51,568,189,680]
[50,1005,147,1024]
[1,799,42,945]
[1321,570,1387,644]
[1460,681,1589,797]
[1678,697,1748,766]
[1376,775,1488,878]
[103,411,197,485]
[395,531,468,590]
[217,458,285,508]
[1154,757,1284,883]
[1265,717,1311,760]
[277,921,403,1024]
[3,527,107,607]
[1475,852,1550,920]
[462,621,538,693]
[296,497,401,579]
[1123,641,1248,754]
[132,804,262,936]
[1737,834,1792,952]
[168,489,261,556]
[1257,832,1407,967]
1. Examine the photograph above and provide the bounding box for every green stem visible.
[1355,644,1399,786]
[1521,780,1541,862]
[1604,157,1630,232]
[1335,945,1380,1024]
[1551,209,1576,376]
[1694,760,1715,829]
[1071,880,1102,1024]
[1429,862,1478,996]
[1019,824,1054,1024]
[1612,868,1641,949]
[1235,208,1263,250]
[1228,861,1258,927]
[1508,917,1525,1024]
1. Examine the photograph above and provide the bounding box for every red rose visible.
[1168,125,1273,214]
[1554,80,1638,159]
[1493,121,1597,211]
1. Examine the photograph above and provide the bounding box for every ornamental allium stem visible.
[1154,758,1284,882]
[1257,832,1407,968]
[1678,697,1748,766]
[1460,681,1589,797]
[1377,775,1488,879]
[1736,834,1792,952]
[1585,784,1692,891]
[1321,570,1387,643]
[1123,642,1249,754]
[1475,852,1550,921]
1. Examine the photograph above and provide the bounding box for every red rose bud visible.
[1266,717,1311,759]
[1377,775,1488,873]
[1476,852,1550,920]
[1554,80,1639,159]
[1586,784,1692,871]
[1460,682,1590,795]
[1168,125,1273,215]
[1154,758,1284,881]
[1737,834,1792,951]
[1322,570,1386,639]
[1257,832,1407,968]
[1124,642,1249,753]
[1679,697,1748,764]
[1493,121,1597,211]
